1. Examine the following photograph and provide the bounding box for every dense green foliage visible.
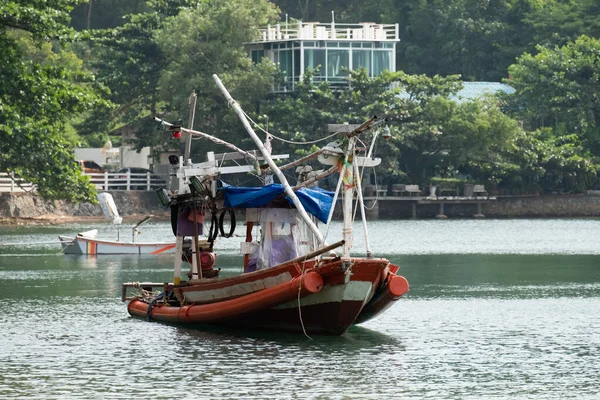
[2,0,599,201]
[0,0,107,202]
[261,69,526,189]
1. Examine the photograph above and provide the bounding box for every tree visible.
[507,35,600,156]
[261,69,522,186]
[272,0,382,23]
[70,0,150,30]
[0,1,107,202]
[523,0,600,48]
[78,1,197,152]
[151,0,280,160]
[382,0,537,82]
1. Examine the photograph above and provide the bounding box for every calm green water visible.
[1,220,599,399]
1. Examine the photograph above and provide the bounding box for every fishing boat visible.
[122,75,409,335]
[59,193,176,255]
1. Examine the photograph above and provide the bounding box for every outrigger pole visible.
[212,74,326,246]
[154,117,258,163]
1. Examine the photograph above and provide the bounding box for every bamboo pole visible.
[292,165,338,190]
[212,74,325,245]
[184,91,197,164]
[267,149,325,173]
[353,161,372,258]
[154,117,258,162]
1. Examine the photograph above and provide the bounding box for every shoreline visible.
[0,213,171,226]
[1,191,599,224]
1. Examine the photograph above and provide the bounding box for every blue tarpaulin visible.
[221,183,334,223]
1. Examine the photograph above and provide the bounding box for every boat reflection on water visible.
[171,323,405,354]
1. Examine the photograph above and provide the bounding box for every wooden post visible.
[436,202,448,219]
[474,202,485,218]
[411,202,417,219]
[193,202,202,279]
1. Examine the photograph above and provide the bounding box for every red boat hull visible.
[126,257,408,335]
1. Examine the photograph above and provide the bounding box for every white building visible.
[247,21,400,92]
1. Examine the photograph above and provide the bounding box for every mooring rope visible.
[297,251,314,340]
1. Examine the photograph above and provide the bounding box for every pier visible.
[358,196,494,220]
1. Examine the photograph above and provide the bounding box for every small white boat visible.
[58,229,176,255]
[59,194,175,255]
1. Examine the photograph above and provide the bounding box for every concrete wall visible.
[74,148,107,166]
[121,146,151,169]
[74,146,152,170]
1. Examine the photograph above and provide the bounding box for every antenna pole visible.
[184,91,197,165]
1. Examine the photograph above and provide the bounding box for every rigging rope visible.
[241,110,340,145]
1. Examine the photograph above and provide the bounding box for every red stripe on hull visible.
[129,271,323,323]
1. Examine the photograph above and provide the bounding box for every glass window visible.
[304,49,326,76]
[294,49,301,78]
[352,50,372,76]
[373,50,392,76]
[251,50,265,64]
[304,41,316,47]
[326,41,340,48]
[278,50,293,79]
[327,49,349,80]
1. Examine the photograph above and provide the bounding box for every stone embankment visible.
[486,194,600,218]
[0,191,168,225]
[1,192,599,224]
[373,193,600,219]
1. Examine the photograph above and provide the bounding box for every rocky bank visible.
[0,191,169,225]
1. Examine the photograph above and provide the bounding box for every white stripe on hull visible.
[61,238,175,255]
[274,280,374,309]
[182,272,294,303]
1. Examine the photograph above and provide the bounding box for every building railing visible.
[0,172,167,193]
[0,172,35,193]
[84,172,167,191]
[254,22,399,43]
